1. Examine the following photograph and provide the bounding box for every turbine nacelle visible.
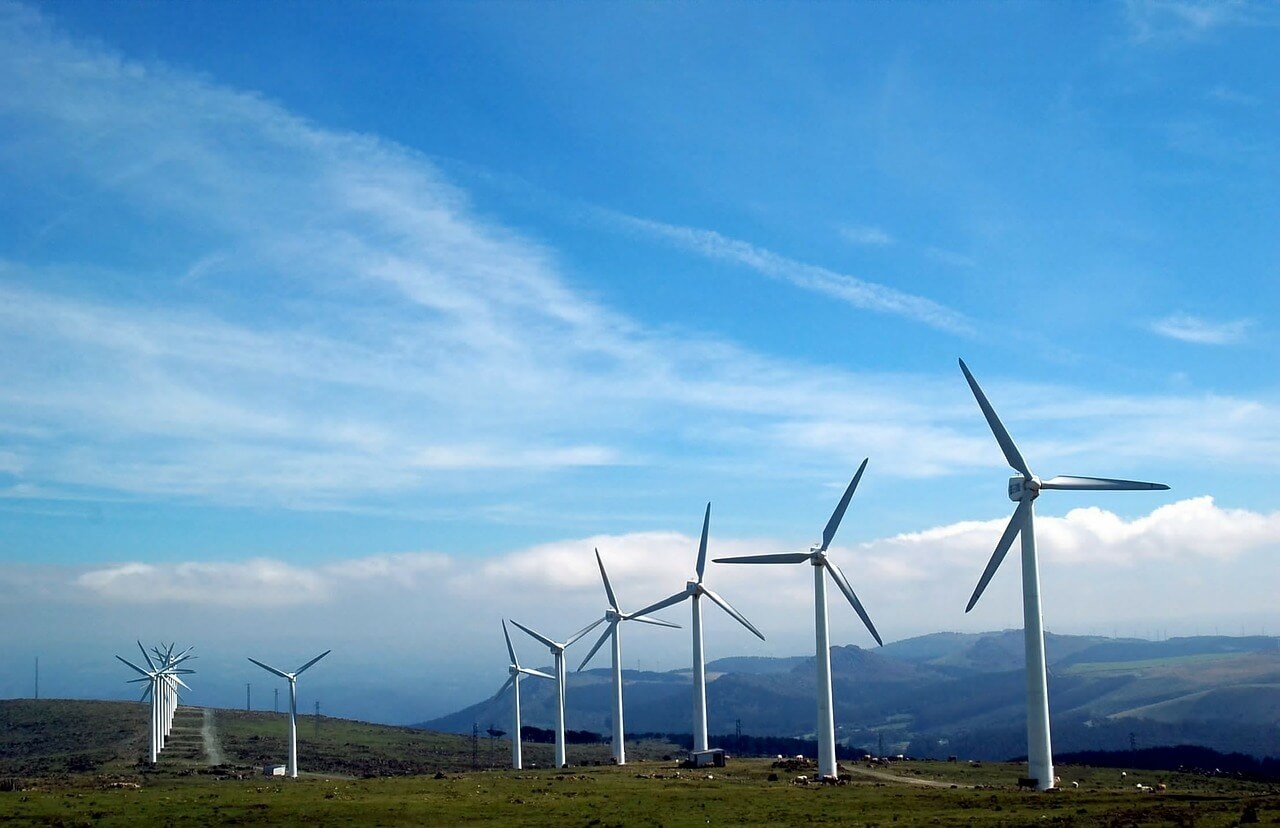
[685,579,700,595]
[1008,475,1041,502]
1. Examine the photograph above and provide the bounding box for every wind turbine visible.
[958,358,1168,791]
[715,460,882,781]
[509,619,598,768]
[248,650,331,778]
[631,503,765,754]
[499,620,553,770]
[576,549,681,765]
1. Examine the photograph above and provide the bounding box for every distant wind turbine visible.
[510,619,598,768]
[499,620,553,770]
[631,503,765,754]
[958,358,1168,791]
[576,548,680,765]
[716,459,882,781]
[248,650,331,778]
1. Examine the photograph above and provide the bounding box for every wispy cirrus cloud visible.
[1149,313,1252,345]
[614,214,976,336]
[839,223,895,246]
[1126,0,1280,43]
[2,3,1279,528]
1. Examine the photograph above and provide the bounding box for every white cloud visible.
[75,560,330,607]
[839,223,894,246]
[1149,313,1251,345]
[64,497,1280,616]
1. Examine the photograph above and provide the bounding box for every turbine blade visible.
[502,620,520,668]
[959,358,1032,479]
[247,657,290,680]
[624,613,681,629]
[139,685,151,703]
[509,619,557,649]
[294,650,331,676]
[126,676,150,684]
[173,676,192,691]
[116,655,151,677]
[822,458,868,551]
[1040,475,1170,491]
[629,591,688,618]
[714,552,810,564]
[137,641,157,671]
[521,667,554,680]
[825,560,882,646]
[499,675,515,695]
[576,625,614,672]
[701,587,765,641]
[595,549,619,610]
[566,617,606,647]
[966,498,1031,612]
[695,502,711,582]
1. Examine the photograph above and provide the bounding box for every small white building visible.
[263,764,287,776]
[688,749,726,768]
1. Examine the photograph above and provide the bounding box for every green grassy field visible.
[4,700,1279,826]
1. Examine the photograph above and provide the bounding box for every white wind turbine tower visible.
[958,358,1169,791]
[499,620,553,770]
[152,643,195,747]
[716,459,882,781]
[509,619,598,768]
[248,650,331,778]
[576,549,681,765]
[631,503,765,754]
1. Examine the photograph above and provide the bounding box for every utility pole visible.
[315,701,320,738]
[472,722,479,769]
[246,683,251,711]
[34,656,39,700]
[274,688,279,713]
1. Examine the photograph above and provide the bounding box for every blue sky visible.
[1,1,1278,721]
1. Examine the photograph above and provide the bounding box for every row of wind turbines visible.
[116,643,329,778]
[501,360,1168,790]
[116,642,196,765]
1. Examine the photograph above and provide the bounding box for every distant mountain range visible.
[420,631,1280,760]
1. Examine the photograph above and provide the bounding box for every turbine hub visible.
[685,580,700,594]
[1008,475,1041,502]
[605,608,622,622]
